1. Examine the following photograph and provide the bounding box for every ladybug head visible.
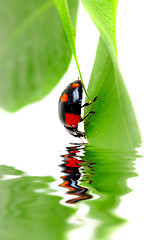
[66,127,86,138]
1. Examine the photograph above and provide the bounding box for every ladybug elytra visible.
[58,79,97,138]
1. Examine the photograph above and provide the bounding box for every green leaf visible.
[0,0,79,112]
[82,0,141,150]
[53,0,88,96]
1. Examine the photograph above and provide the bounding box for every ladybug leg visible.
[81,96,98,108]
[80,111,95,122]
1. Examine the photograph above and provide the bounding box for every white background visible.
[0,0,166,240]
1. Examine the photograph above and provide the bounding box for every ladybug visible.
[58,79,97,138]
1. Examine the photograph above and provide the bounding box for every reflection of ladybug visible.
[58,79,97,138]
[59,144,93,204]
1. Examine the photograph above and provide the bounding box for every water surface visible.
[0,143,139,240]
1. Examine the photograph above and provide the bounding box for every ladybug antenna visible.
[79,137,85,144]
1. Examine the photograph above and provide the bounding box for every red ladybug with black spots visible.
[58,79,97,138]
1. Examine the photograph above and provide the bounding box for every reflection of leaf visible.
[80,146,139,240]
[0,0,79,111]
[82,0,141,150]
[0,165,76,240]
